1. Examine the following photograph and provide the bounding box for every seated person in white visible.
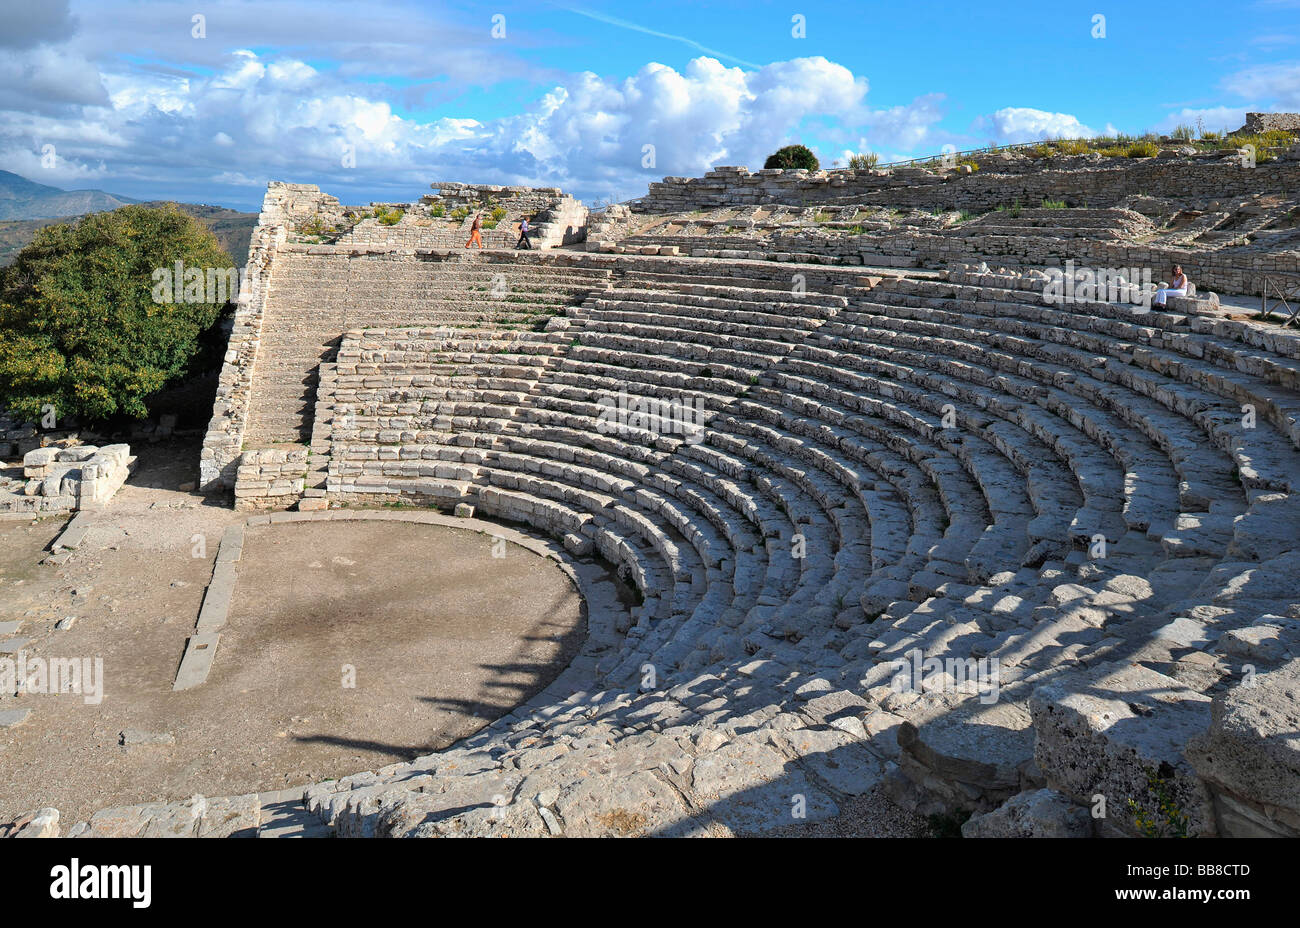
[1153,265,1189,307]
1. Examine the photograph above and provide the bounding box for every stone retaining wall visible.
[1240,112,1300,134]
[199,187,288,492]
[232,447,309,511]
[635,156,1300,214]
[0,418,39,460]
[662,226,1297,297]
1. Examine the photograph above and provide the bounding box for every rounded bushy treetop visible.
[0,203,233,423]
[763,145,820,171]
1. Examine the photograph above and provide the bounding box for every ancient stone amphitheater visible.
[59,143,1300,837]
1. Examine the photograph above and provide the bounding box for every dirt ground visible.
[0,438,585,824]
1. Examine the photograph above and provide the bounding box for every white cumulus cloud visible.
[1222,62,1300,110]
[972,107,1109,144]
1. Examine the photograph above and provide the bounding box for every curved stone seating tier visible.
[330,322,1008,655]
[551,324,1066,584]
[863,282,1300,449]
[932,271,1300,381]
[140,243,1300,837]
[797,336,1182,540]
[802,323,1213,504]
[840,297,1300,492]
[330,270,1293,625]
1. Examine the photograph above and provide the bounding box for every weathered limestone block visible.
[1218,621,1297,666]
[894,698,1036,814]
[16,444,133,509]
[1186,659,1300,837]
[196,794,261,838]
[1030,662,1216,837]
[8,807,60,838]
[690,735,837,833]
[81,795,206,837]
[362,768,524,838]
[551,769,699,837]
[961,788,1092,838]
[22,447,57,477]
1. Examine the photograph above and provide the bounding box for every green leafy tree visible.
[764,144,821,171]
[0,203,233,423]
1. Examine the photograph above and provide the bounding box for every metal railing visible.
[1260,275,1300,328]
[873,141,1046,170]
[870,139,1291,171]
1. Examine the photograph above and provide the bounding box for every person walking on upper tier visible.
[465,212,483,248]
[516,215,532,249]
[1153,264,1189,307]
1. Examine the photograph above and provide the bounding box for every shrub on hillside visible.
[847,152,879,170]
[0,203,234,423]
[764,145,820,171]
[1054,138,1090,156]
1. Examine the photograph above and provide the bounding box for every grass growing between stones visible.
[1127,768,1190,838]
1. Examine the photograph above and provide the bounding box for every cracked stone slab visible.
[898,698,1035,794]
[1186,658,1300,837]
[0,709,32,728]
[1030,662,1215,836]
[774,727,884,796]
[172,633,220,691]
[553,769,703,837]
[691,736,838,833]
[961,788,1092,838]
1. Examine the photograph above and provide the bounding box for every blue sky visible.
[2,0,1298,210]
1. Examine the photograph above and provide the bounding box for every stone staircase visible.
[241,252,613,450]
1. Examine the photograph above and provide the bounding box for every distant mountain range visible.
[0,170,258,267]
[0,169,140,221]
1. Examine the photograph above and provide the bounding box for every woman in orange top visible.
[465,212,483,248]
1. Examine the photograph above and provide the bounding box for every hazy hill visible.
[0,169,139,221]
[0,201,258,267]
[0,170,258,267]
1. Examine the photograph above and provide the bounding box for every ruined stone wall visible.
[1,444,134,513]
[425,182,588,247]
[0,418,40,460]
[260,182,348,232]
[330,185,588,250]
[335,217,518,250]
[233,447,309,510]
[636,157,1300,214]
[199,187,288,491]
[1241,112,1300,134]
[647,226,1298,296]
